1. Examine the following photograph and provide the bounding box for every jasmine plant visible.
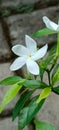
[0,16,59,130]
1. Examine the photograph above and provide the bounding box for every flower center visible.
[28,54,32,58]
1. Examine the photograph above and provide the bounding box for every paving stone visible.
[0,23,11,62]
[1,0,20,7]
[36,92,59,129]
[20,0,39,5]
[1,0,59,8]
[21,0,59,7]
[7,6,59,47]
[0,117,29,130]
[0,63,19,111]
[0,118,18,130]
[0,63,14,81]
[1,0,39,8]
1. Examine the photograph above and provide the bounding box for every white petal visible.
[57,25,59,31]
[26,59,39,75]
[25,35,37,53]
[10,57,26,71]
[58,20,59,25]
[12,45,29,56]
[43,16,58,31]
[32,44,48,61]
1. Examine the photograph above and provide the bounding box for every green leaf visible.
[37,87,51,103]
[48,44,56,56]
[0,76,22,85]
[52,64,59,77]
[52,67,59,85]
[12,90,34,121]
[41,44,56,69]
[52,86,59,95]
[0,83,22,113]
[22,79,48,89]
[18,96,45,129]
[56,33,59,56]
[34,120,57,130]
[40,66,45,81]
[32,28,57,37]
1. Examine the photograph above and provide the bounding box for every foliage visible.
[18,97,45,129]
[0,17,59,130]
[35,120,57,130]
[32,28,57,37]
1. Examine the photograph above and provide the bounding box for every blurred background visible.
[0,0,59,130]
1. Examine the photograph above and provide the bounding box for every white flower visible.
[10,35,48,75]
[43,16,59,31]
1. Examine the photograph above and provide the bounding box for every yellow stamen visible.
[28,54,32,58]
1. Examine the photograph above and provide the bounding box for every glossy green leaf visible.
[40,66,45,81]
[32,28,57,37]
[18,96,45,129]
[52,64,59,77]
[52,67,59,85]
[41,44,56,69]
[12,90,34,121]
[42,55,53,68]
[22,79,48,89]
[56,33,59,56]
[52,86,59,95]
[37,87,51,103]
[48,44,56,56]
[35,120,57,130]
[0,84,22,113]
[0,76,22,85]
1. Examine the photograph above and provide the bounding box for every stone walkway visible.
[0,0,59,130]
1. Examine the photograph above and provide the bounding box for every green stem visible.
[18,126,23,130]
[48,71,50,85]
[45,69,51,86]
[18,114,23,130]
[19,88,29,97]
[56,33,59,56]
[18,128,23,130]
[26,71,31,80]
[50,64,55,72]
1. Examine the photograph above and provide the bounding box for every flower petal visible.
[12,45,29,56]
[32,44,48,61]
[58,20,59,25]
[57,25,59,31]
[43,16,58,31]
[26,59,39,75]
[10,57,26,71]
[25,35,37,53]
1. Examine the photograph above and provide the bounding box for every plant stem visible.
[45,69,51,86]
[28,120,35,130]
[18,128,23,130]
[50,64,55,72]
[18,126,23,130]
[56,33,59,56]
[20,88,29,97]
[48,71,51,85]
[26,71,31,80]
